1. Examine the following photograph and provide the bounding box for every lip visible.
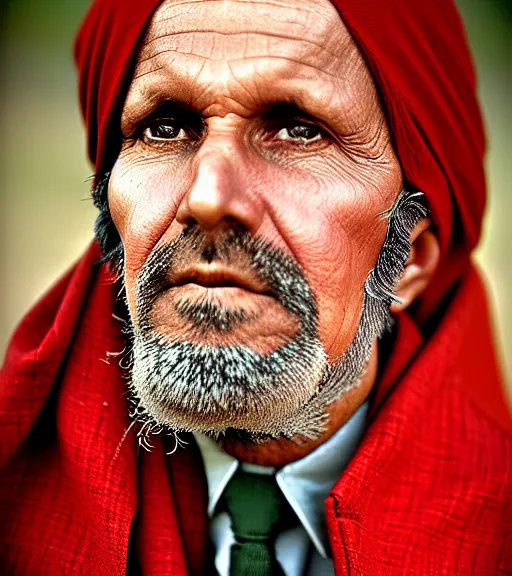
[170,264,269,295]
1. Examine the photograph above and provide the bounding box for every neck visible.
[218,342,378,467]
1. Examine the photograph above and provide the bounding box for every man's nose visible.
[175,150,265,235]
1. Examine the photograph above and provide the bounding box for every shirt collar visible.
[193,401,368,558]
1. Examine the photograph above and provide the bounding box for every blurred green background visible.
[0,0,510,400]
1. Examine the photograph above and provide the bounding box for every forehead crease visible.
[139,29,342,63]
[127,47,356,114]
[137,0,345,59]
[130,0,352,95]
[151,0,337,32]
[134,31,350,79]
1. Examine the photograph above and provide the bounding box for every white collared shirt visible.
[194,402,368,576]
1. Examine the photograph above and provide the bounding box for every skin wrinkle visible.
[137,50,342,91]
[226,61,258,109]
[125,145,340,284]
[220,142,357,274]
[342,122,391,164]
[106,0,439,464]
[155,0,332,28]
[139,3,349,67]
[133,64,167,82]
[143,30,338,56]
[135,52,348,83]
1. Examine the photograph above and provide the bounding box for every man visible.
[1,0,511,574]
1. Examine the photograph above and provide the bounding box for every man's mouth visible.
[135,232,304,352]
[170,264,271,296]
[145,259,298,350]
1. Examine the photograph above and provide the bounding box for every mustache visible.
[135,226,319,335]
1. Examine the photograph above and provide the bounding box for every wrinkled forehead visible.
[122,0,382,136]
[143,0,346,48]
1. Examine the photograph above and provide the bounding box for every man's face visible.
[108,0,402,437]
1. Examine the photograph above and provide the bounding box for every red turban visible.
[75,0,486,319]
[2,1,511,575]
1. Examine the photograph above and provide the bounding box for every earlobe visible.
[390,219,440,314]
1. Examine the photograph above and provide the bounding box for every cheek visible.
[108,154,190,309]
[313,208,386,357]
[261,163,394,357]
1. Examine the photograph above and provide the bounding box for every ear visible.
[390,218,440,314]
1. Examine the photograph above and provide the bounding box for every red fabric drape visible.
[0,244,209,575]
[327,268,512,574]
[1,246,510,574]
[1,0,511,574]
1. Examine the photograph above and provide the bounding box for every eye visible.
[142,120,188,143]
[275,123,323,143]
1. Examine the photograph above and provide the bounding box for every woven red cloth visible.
[1,0,512,574]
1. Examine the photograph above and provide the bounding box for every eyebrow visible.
[125,98,321,135]
[143,100,194,119]
[262,101,321,123]
[123,100,205,137]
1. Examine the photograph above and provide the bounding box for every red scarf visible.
[1,244,510,574]
[1,0,511,573]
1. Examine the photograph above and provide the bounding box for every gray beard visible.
[125,189,428,443]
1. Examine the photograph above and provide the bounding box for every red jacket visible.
[1,243,511,575]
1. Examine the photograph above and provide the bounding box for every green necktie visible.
[222,468,286,576]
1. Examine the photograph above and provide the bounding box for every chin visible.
[127,329,329,439]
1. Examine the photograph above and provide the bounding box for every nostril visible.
[176,207,198,228]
